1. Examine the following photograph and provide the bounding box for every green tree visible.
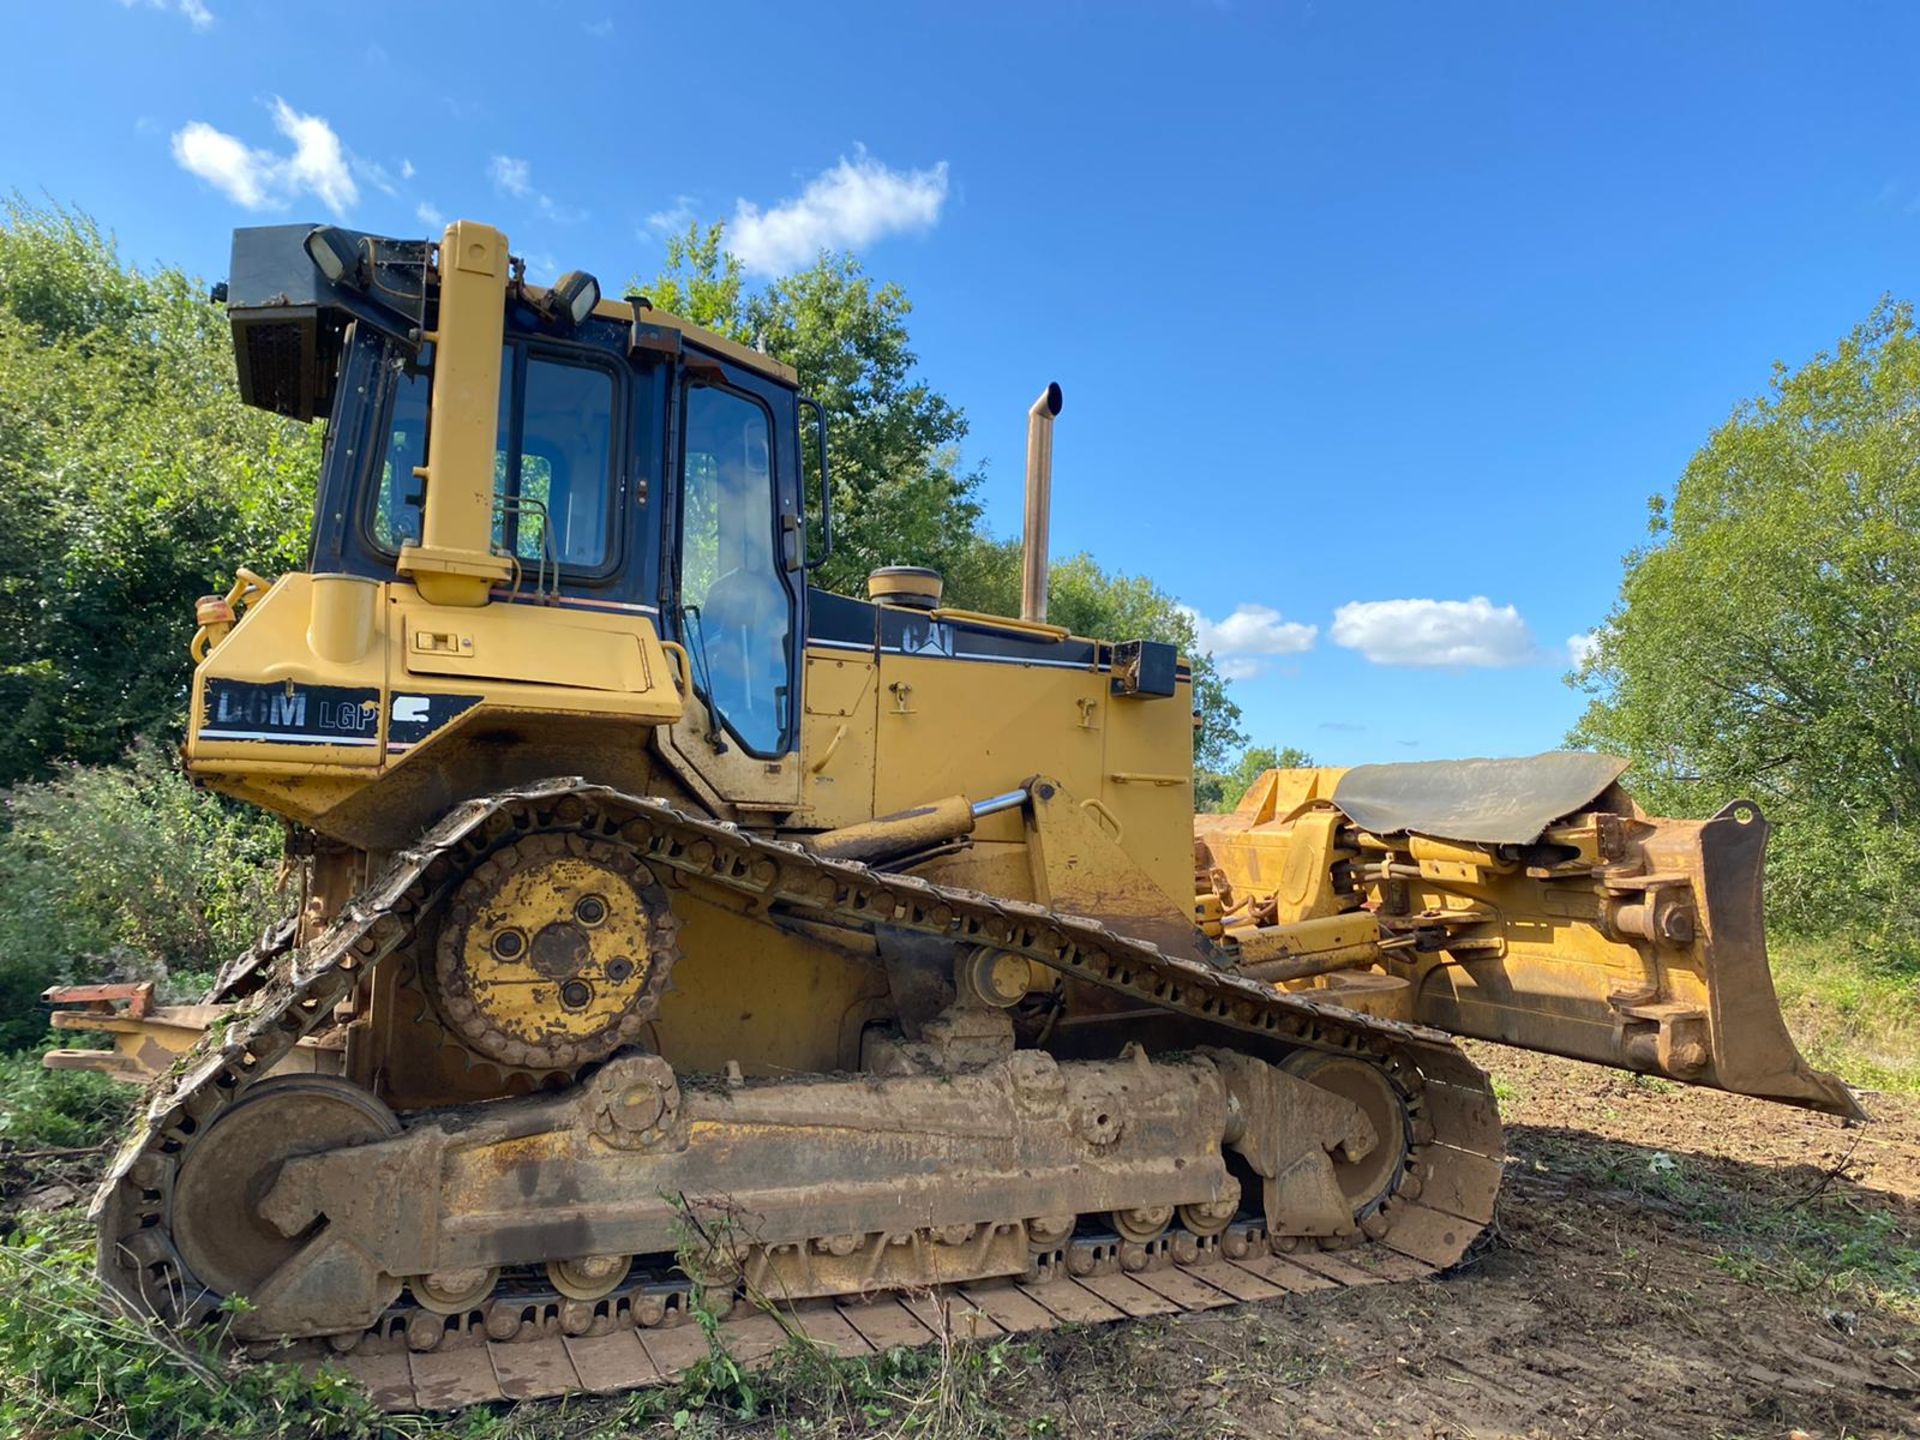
[0,201,318,784]
[1571,298,1920,957]
[1196,743,1315,813]
[639,223,983,597]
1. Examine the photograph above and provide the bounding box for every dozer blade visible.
[1201,758,1864,1121]
[1421,797,1862,1119]
[1681,800,1864,1118]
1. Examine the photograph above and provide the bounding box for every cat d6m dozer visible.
[66,219,1858,1410]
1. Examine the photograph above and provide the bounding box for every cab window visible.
[680,384,792,754]
[501,357,615,568]
[370,347,618,574]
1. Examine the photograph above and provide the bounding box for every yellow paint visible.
[399,221,514,606]
[185,573,684,825]
[459,855,659,1045]
[648,890,890,1076]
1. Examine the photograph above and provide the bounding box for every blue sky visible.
[6,2,1915,765]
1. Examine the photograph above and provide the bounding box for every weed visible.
[0,1210,412,1439]
[1524,1129,1920,1320]
[1772,933,1920,1094]
[0,1050,128,1149]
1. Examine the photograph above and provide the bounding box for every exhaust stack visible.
[1021,382,1064,623]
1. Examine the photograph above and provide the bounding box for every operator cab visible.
[228,223,819,760]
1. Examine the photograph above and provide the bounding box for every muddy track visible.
[91,777,1504,1409]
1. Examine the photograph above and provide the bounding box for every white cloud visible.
[1566,629,1601,668]
[171,99,357,217]
[121,0,212,28]
[417,201,446,229]
[1179,602,1317,680]
[172,123,270,208]
[1331,596,1539,668]
[583,16,615,36]
[488,155,586,223]
[729,147,948,275]
[489,155,532,198]
[645,195,700,237]
[400,159,416,181]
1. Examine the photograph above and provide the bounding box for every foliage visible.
[1195,743,1315,814]
[640,223,984,599]
[0,1213,401,1440]
[1770,933,1920,1095]
[0,200,320,787]
[1572,298,1920,962]
[0,1054,126,1149]
[0,741,286,1051]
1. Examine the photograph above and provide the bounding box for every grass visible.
[0,1048,128,1149]
[612,1326,1046,1438]
[0,1212,412,1440]
[1771,933,1920,1095]
[1519,1127,1920,1323]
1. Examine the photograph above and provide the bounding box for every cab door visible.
[655,348,805,817]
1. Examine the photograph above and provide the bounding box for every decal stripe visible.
[197,730,380,746]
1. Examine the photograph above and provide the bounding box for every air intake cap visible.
[867,566,944,611]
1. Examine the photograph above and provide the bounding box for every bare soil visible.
[978,1045,1920,1440]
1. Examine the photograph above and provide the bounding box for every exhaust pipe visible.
[1021,382,1064,623]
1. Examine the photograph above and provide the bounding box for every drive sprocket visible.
[427,831,679,1072]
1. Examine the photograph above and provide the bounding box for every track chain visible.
[92,778,1504,1409]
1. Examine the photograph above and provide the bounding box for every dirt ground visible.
[970,1045,1920,1440]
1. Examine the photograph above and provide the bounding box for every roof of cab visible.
[522,283,798,387]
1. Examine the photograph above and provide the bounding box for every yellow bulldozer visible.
[49,218,1859,1408]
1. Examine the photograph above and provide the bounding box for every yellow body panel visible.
[186,573,683,828]
[799,650,880,828]
[861,643,1194,921]
[647,890,892,1076]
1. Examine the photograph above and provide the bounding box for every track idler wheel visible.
[1177,1197,1240,1238]
[409,1266,500,1314]
[169,1075,403,1308]
[1279,1050,1412,1218]
[1108,1205,1174,1244]
[547,1253,634,1301]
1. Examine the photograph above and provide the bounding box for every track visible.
[91,777,1504,1410]
[321,1221,1444,1410]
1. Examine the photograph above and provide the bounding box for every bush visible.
[1772,932,1920,1095]
[0,199,319,785]
[0,1055,126,1150]
[1571,300,1920,962]
[0,743,287,1051]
